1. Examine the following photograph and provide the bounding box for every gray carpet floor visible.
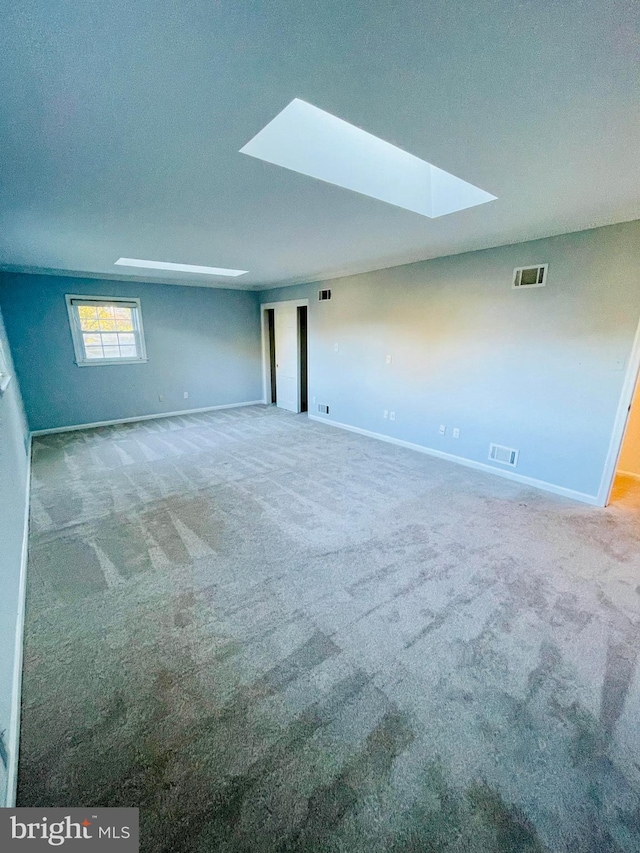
[17,405,640,852]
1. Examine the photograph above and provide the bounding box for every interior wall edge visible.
[596,309,640,504]
[5,436,32,807]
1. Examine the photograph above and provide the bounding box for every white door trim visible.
[260,299,309,408]
[597,310,640,506]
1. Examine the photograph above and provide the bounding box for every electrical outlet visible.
[334,342,339,352]
[439,424,446,435]
[386,354,392,365]
[453,427,460,438]
[184,391,189,399]
[389,411,396,421]
[383,410,388,419]
[312,396,316,405]
[159,394,164,402]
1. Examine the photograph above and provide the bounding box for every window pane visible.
[80,317,100,331]
[113,307,134,331]
[101,333,118,346]
[117,333,135,346]
[78,306,98,321]
[97,317,117,331]
[85,347,104,359]
[82,333,102,346]
[119,346,137,358]
[102,346,120,358]
[78,306,99,330]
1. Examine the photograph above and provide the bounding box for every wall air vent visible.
[489,443,519,467]
[317,404,330,414]
[513,264,547,289]
[318,289,332,301]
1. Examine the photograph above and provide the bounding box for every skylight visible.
[114,258,248,276]
[240,99,496,218]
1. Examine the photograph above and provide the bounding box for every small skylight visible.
[240,99,496,218]
[114,258,248,276]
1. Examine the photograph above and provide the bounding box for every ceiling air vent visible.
[317,404,330,414]
[489,443,519,467]
[513,264,548,289]
[318,289,332,301]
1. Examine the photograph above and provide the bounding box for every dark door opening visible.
[267,308,277,404]
[298,306,308,413]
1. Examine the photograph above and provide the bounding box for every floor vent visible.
[318,289,332,301]
[489,443,519,467]
[513,264,547,289]
[317,404,330,414]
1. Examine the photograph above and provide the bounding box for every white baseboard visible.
[30,400,265,436]
[616,469,640,481]
[6,434,32,807]
[308,415,601,506]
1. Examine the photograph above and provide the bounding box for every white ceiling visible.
[1,0,638,291]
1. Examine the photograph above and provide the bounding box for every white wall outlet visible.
[312,396,316,405]
[389,411,396,421]
[383,410,389,419]
[386,354,392,365]
[334,342,339,352]
[184,391,189,399]
[159,394,164,402]
[439,424,446,435]
[453,427,460,438]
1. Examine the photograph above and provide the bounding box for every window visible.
[66,295,147,366]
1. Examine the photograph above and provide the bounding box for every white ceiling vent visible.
[512,264,548,289]
[489,443,519,467]
[318,289,332,301]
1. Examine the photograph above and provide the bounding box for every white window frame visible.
[66,294,148,367]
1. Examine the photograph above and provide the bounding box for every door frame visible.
[260,299,309,411]
[598,311,640,506]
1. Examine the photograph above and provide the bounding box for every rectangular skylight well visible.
[114,258,248,276]
[240,98,496,218]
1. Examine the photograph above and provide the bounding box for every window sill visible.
[75,358,149,367]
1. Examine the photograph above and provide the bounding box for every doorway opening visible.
[266,308,276,404]
[298,306,308,413]
[600,313,640,507]
[609,375,640,510]
[261,299,309,414]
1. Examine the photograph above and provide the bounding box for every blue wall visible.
[0,307,30,805]
[259,221,640,500]
[2,222,639,502]
[0,274,263,431]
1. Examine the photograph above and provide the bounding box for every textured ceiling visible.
[1,0,639,290]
